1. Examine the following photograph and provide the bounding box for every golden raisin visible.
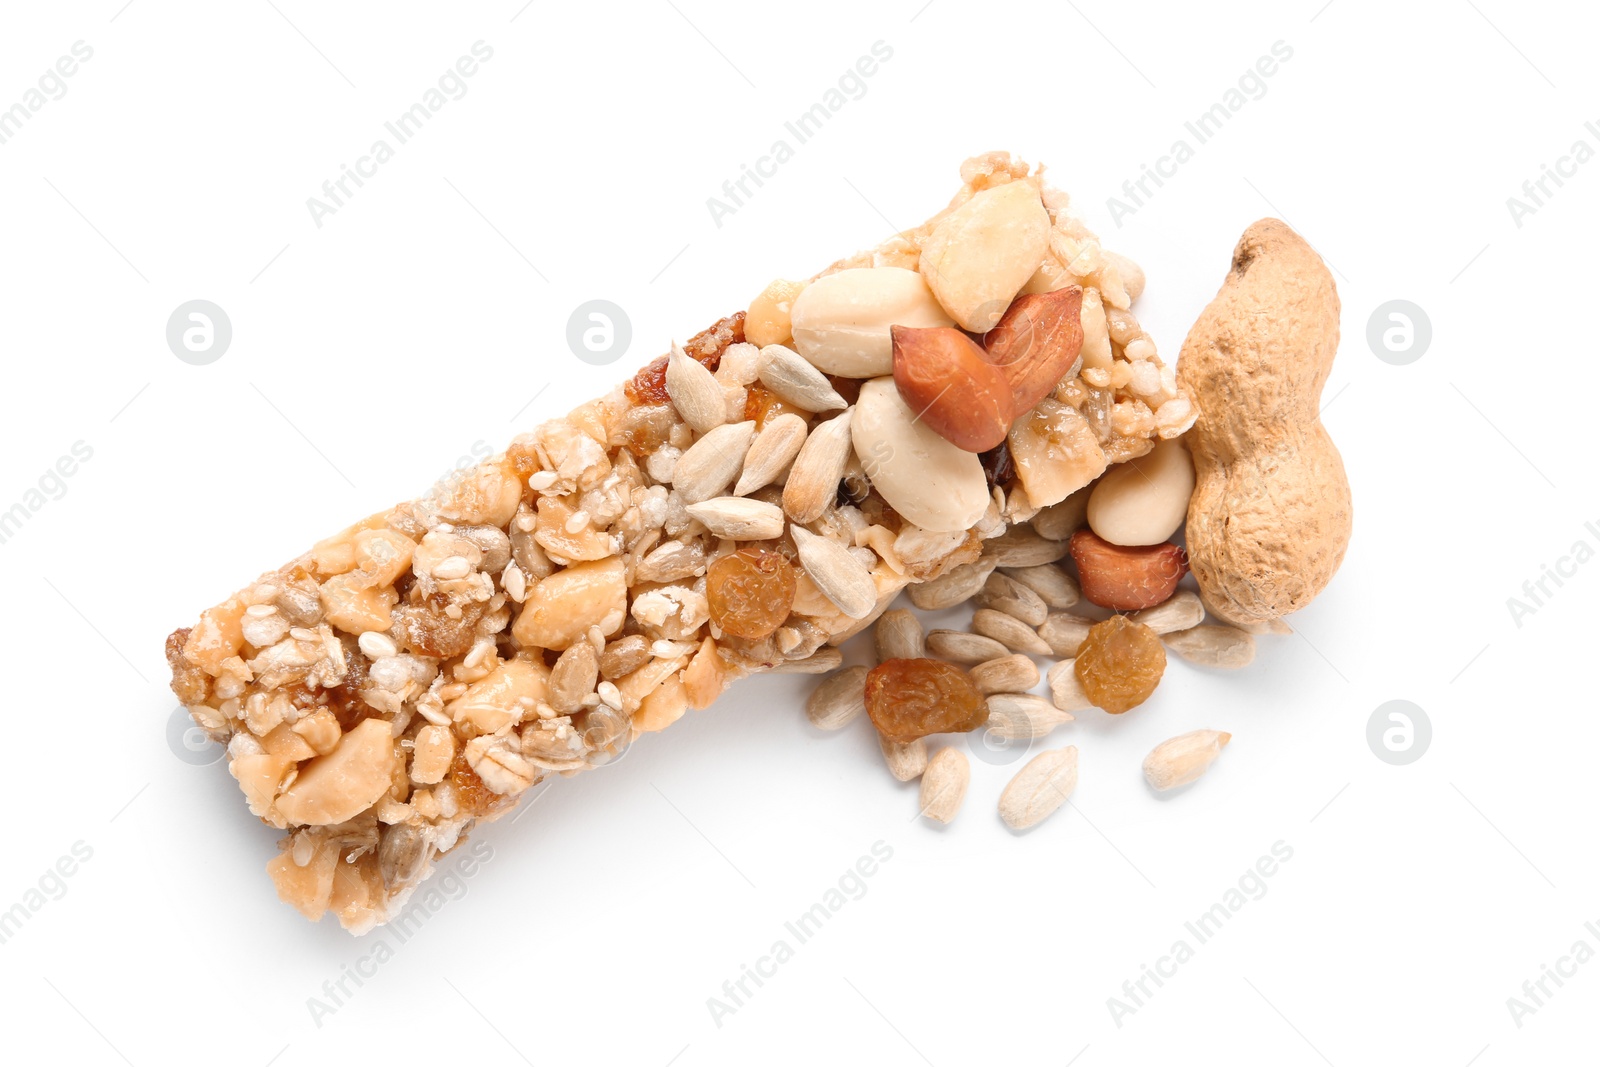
[706,546,797,640]
[447,753,496,817]
[743,383,805,429]
[864,658,989,743]
[1074,615,1166,714]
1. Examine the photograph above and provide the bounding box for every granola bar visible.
[165,152,1193,932]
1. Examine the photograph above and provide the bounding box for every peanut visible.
[1178,219,1351,625]
[1068,529,1187,611]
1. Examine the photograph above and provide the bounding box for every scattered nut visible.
[891,325,1014,452]
[1087,437,1195,547]
[1069,529,1188,611]
[1179,219,1351,626]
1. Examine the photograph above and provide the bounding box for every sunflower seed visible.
[734,413,808,495]
[979,525,1070,567]
[969,654,1040,696]
[875,608,925,662]
[880,735,929,781]
[983,693,1072,740]
[925,629,1008,665]
[971,608,1053,655]
[918,747,970,823]
[673,421,756,504]
[1000,563,1081,610]
[684,497,786,540]
[806,666,868,730]
[999,746,1079,830]
[666,342,728,433]
[973,572,1048,627]
[1046,659,1093,712]
[791,526,877,619]
[1038,612,1093,659]
[764,647,843,674]
[548,640,599,714]
[1143,729,1231,791]
[757,344,847,412]
[907,559,996,611]
[1029,487,1090,541]
[1129,590,1205,635]
[781,409,854,523]
[1162,625,1257,668]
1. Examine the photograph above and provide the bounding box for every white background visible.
[0,1,1594,1064]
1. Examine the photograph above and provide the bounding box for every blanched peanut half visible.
[746,278,807,348]
[1008,399,1107,510]
[275,719,397,826]
[919,180,1050,332]
[790,268,954,378]
[1087,438,1195,547]
[511,556,627,651]
[851,378,989,534]
[448,656,550,733]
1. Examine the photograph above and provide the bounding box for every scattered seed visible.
[735,413,809,496]
[983,693,1073,740]
[875,608,925,662]
[1143,729,1231,791]
[1129,589,1205,635]
[918,747,970,823]
[806,666,869,730]
[765,647,844,674]
[1037,612,1093,659]
[1162,624,1257,668]
[907,559,997,611]
[998,746,1079,830]
[980,525,1070,567]
[973,571,1048,627]
[926,629,1009,665]
[880,735,929,782]
[969,654,1040,696]
[971,608,1053,655]
[757,344,848,412]
[1000,563,1081,610]
[1045,659,1093,712]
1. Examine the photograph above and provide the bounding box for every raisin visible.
[1074,615,1166,714]
[864,658,988,743]
[625,311,745,404]
[706,546,797,640]
[980,442,1014,488]
[447,753,497,817]
[393,592,484,659]
[743,383,805,429]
